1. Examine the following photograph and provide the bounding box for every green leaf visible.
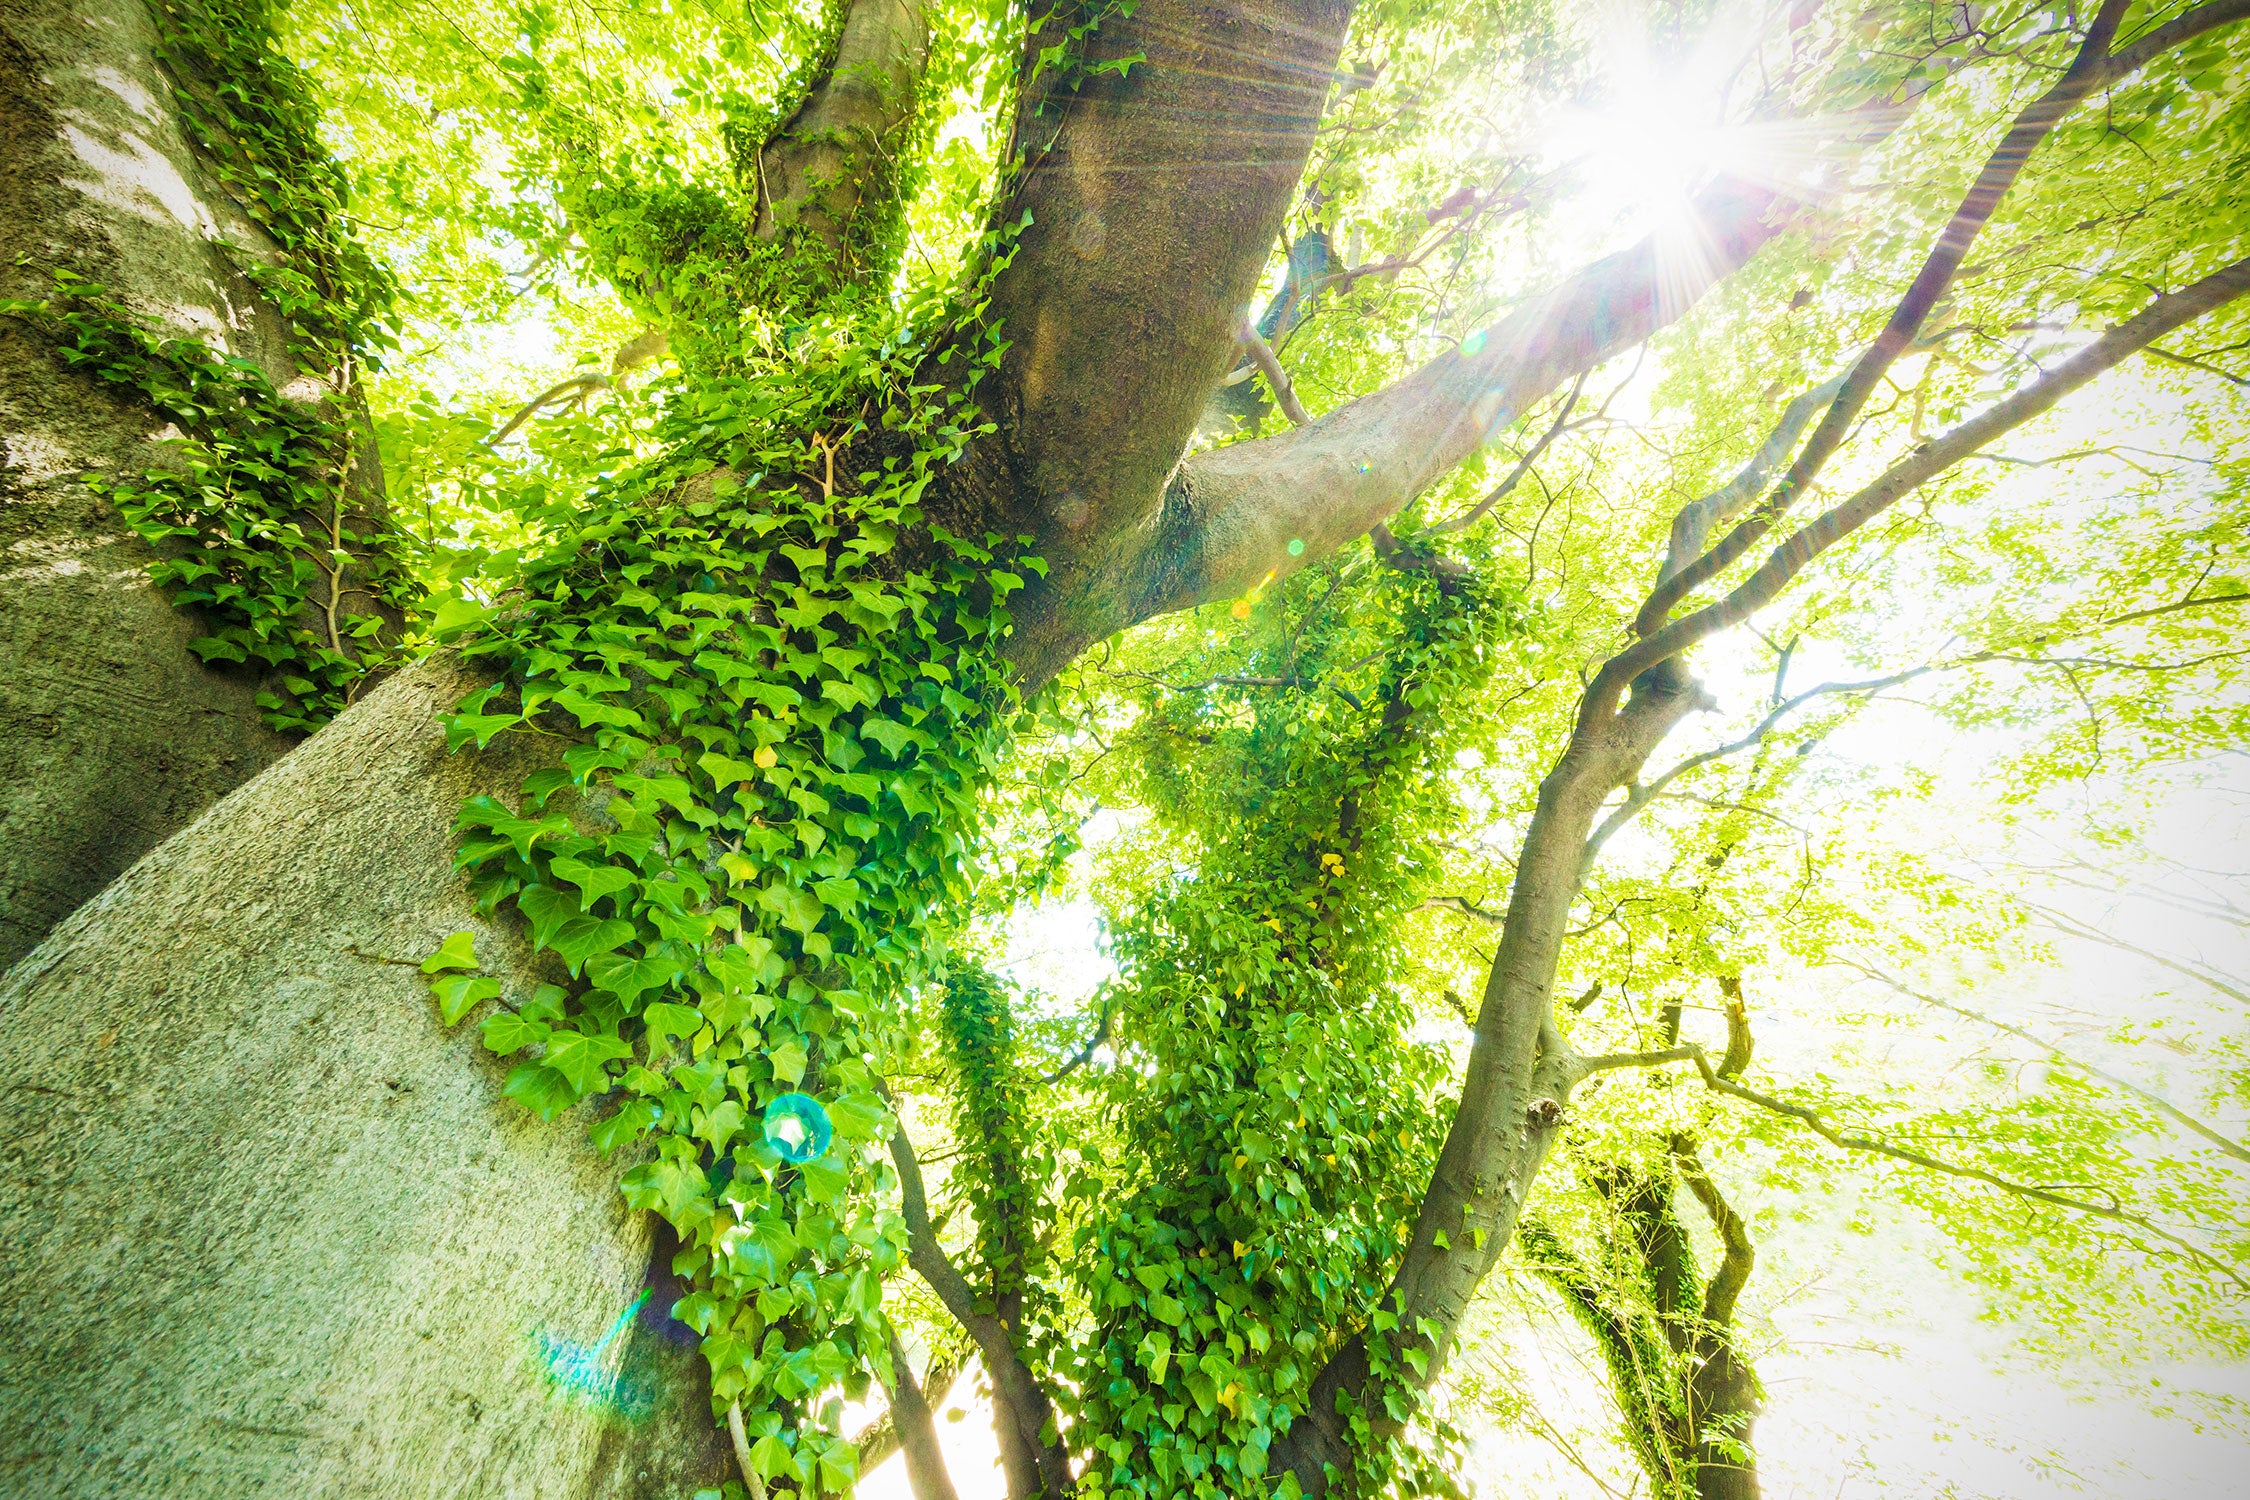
[1149,1293,1185,1326]
[548,856,639,910]
[543,1029,634,1095]
[768,1037,809,1086]
[481,1009,550,1054]
[700,753,760,787]
[502,1062,577,1120]
[430,973,501,1025]
[642,1001,703,1044]
[759,883,826,936]
[588,945,688,1006]
[550,916,638,975]
[420,930,479,974]
[859,717,918,756]
[590,1098,660,1154]
[516,885,581,953]
[748,1435,795,1481]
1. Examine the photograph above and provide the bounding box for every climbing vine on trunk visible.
[0,0,408,731]
[1060,556,1519,1497]
[426,286,1034,1492]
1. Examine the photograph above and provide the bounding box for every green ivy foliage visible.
[2,276,415,730]
[939,964,1057,1330]
[426,281,1036,1488]
[151,0,399,368]
[1052,556,1517,1497]
[0,0,408,731]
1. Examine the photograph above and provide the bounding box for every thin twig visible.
[1582,1044,2249,1291]
[1843,962,2250,1166]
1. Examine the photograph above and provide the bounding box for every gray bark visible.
[0,0,360,968]
[0,654,721,1497]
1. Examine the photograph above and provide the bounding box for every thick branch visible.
[1147,173,1803,622]
[951,0,1355,689]
[1659,373,1847,582]
[881,1331,963,1500]
[753,0,929,263]
[886,1117,1070,1498]
[1667,1138,1753,1330]
[1636,0,2225,637]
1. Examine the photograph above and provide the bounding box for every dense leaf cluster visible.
[1045,561,1517,1496]
[427,290,1033,1489]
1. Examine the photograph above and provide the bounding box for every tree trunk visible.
[0,0,383,968]
[0,654,722,1498]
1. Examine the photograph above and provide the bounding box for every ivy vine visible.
[0,0,408,732]
[425,283,1034,1492]
[1060,558,1518,1497]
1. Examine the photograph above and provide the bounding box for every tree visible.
[0,0,407,967]
[1,0,2244,1495]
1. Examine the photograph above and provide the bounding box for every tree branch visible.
[753,0,929,267]
[880,1331,963,1500]
[1842,962,2250,1167]
[1667,1137,1754,1331]
[1635,0,2135,636]
[1663,1044,2250,1293]
[1594,254,2250,718]
[885,1108,1071,1497]
[1237,314,1313,426]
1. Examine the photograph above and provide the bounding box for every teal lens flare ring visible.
[763,1092,832,1163]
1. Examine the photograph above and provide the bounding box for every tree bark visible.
[883,1332,964,1500]
[0,0,389,969]
[0,654,741,1497]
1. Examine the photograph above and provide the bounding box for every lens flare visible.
[535,1288,657,1418]
[763,1091,833,1164]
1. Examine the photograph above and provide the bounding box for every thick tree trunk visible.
[0,0,380,968]
[0,655,720,1498]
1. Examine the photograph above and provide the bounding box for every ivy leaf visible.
[1149,1292,1185,1326]
[481,1009,550,1054]
[799,1152,849,1203]
[420,930,479,974]
[817,1441,858,1492]
[768,1038,809,1086]
[642,1001,703,1045]
[695,1099,746,1153]
[516,885,581,953]
[502,1062,577,1120]
[759,883,825,936]
[430,974,500,1025]
[587,945,688,1007]
[548,856,639,910]
[825,1091,888,1141]
[441,712,521,752]
[700,753,760,787]
[747,1434,795,1482]
[859,716,919,756]
[589,1098,660,1154]
[550,916,638,975]
[543,1029,633,1095]
[551,688,641,729]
